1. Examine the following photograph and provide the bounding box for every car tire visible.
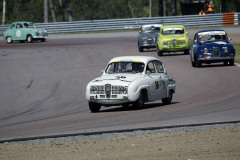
[191,55,196,67]
[229,59,234,66]
[158,50,163,56]
[191,61,196,67]
[6,37,13,44]
[133,91,144,109]
[224,61,228,66]
[184,50,189,55]
[196,60,202,67]
[157,45,163,56]
[162,90,173,105]
[27,35,33,43]
[138,46,143,52]
[89,102,101,113]
[41,38,46,42]
[122,103,129,110]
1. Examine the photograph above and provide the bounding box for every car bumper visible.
[87,91,140,105]
[139,43,156,48]
[198,56,234,62]
[33,36,48,39]
[88,94,130,105]
[161,46,189,52]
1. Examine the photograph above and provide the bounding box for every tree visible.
[49,0,56,22]
[2,0,6,24]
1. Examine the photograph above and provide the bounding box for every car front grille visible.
[90,85,127,98]
[105,84,111,98]
[212,47,220,57]
[172,39,176,47]
[145,37,154,44]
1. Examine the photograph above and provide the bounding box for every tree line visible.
[1,0,239,24]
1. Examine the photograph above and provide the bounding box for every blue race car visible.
[190,30,235,67]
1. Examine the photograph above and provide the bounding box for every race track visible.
[0,31,240,140]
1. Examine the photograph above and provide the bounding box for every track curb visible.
[1,120,240,144]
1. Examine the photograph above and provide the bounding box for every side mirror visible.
[186,32,188,34]
[101,70,105,73]
[228,38,232,41]
[194,40,197,43]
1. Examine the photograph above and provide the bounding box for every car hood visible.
[91,73,144,85]
[140,32,159,38]
[202,41,230,48]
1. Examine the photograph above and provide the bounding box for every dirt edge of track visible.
[1,123,240,160]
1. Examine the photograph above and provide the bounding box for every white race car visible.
[86,56,176,112]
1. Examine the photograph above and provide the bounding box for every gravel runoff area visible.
[1,122,240,160]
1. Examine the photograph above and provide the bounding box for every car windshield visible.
[198,31,227,43]
[106,62,145,74]
[162,28,184,35]
[142,26,160,33]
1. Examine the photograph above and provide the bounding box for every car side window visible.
[155,61,164,73]
[16,23,23,28]
[146,61,156,73]
[10,24,15,29]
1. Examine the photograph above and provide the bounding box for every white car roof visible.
[109,56,159,64]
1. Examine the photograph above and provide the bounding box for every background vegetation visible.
[0,0,240,24]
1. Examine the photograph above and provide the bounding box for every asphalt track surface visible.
[0,30,240,140]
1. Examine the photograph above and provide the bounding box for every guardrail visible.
[0,13,239,35]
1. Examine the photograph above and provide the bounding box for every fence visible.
[0,13,239,35]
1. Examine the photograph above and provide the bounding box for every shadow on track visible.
[98,102,179,113]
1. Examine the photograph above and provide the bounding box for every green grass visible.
[233,43,240,64]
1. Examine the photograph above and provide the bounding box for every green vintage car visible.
[3,21,48,44]
[156,25,190,56]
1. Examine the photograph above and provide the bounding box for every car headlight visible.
[204,48,208,53]
[163,41,168,46]
[90,86,99,94]
[119,86,128,94]
[222,47,228,52]
[35,30,39,34]
[181,40,186,45]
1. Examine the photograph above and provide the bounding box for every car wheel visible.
[41,38,46,42]
[191,55,196,67]
[229,59,234,66]
[191,60,196,67]
[133,91,144,109]
[138,46,143,52]
[6,37,13,44]
[196,60,202,67]
[157,45,163,56]
[162,90,173,105]
[158,50,163,56]
[184,50,189,55]
[224,61,228,66]
[89,102,101,113]
[27,35,33,43]
[122,103,129,110]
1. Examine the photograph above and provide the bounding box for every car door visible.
[154,60,168,99]
[146,61,161,101]
[14,23,24,40]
